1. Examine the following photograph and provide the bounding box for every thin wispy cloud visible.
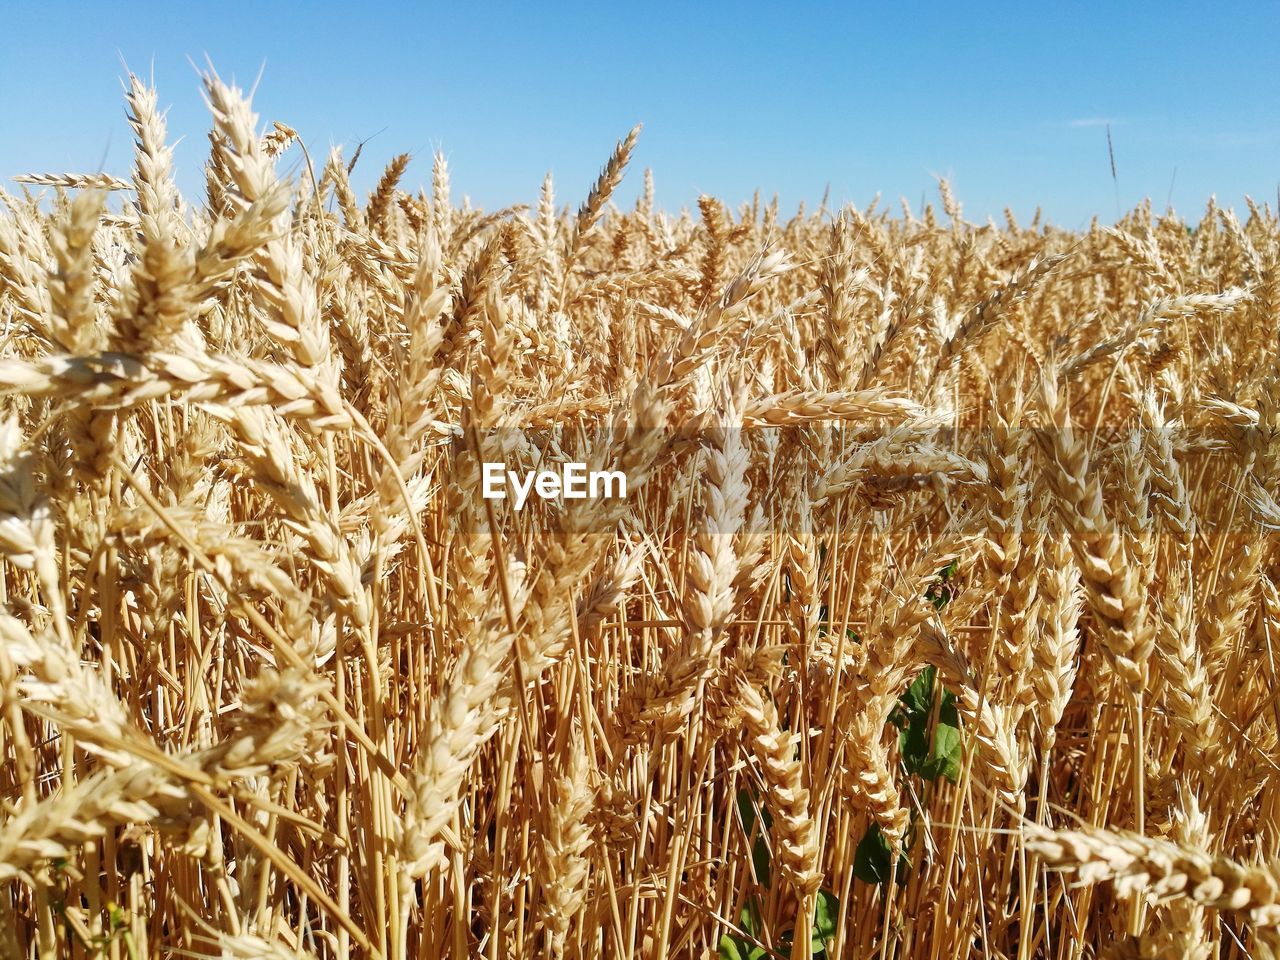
[1067,117,1120,128]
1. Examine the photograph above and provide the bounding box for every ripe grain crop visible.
[1,73,1278,959]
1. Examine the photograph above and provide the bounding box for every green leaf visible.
[854,823,911,885]
[854,824,893,885]
[737,789,758,839]
[810,889,839,954]
[898,707,931,776]
[892,667,964,783]
[896,666,936,774]
[752,836,773,888]
[740,900,760,937]
[738,790,773,887]
[939,685,958,726]
[922,685,962,782]
[924,720,963,783]
[719,932,767,960]
[901,666,936,717]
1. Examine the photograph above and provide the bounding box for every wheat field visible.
[0,73,1277,959]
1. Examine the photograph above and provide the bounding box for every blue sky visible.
[1,2,1277,227]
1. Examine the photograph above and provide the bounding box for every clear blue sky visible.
[2,2,1277,228]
